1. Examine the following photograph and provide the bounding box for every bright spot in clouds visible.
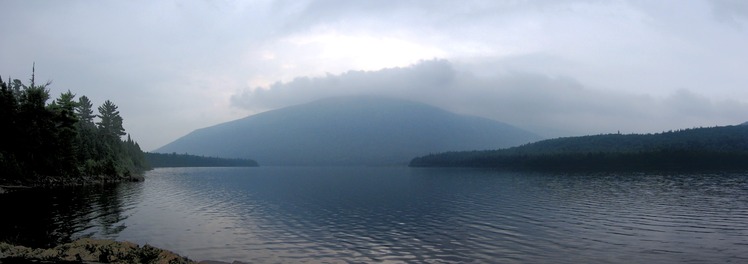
[285,29,447,71]
[2,0,748,150]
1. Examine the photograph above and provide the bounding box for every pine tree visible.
[49,91,80,177]
[75,95,98,173]
[0,76,22,179]
[96,100,126,140]
[76,96,95,125]
[1,67,148,184]
[17,70,56,177]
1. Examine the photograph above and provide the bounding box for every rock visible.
[0,186,31,194]
[0,238,196,264]
[129,174,145,182]
[198,261,250,264]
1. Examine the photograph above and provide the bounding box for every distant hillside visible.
[156,96,540,166]
[145,152,258,168]
[410,125,748,171]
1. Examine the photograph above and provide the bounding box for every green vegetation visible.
[0,68,147,185]
[410,125,748,171]
[145,152,258,167]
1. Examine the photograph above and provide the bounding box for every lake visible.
[2,167,748,263]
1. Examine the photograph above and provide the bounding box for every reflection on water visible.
[1,167,748,263]
[0,182,141,248]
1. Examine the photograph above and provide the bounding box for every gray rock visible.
[198,261,249,264]
[0,238,196,264]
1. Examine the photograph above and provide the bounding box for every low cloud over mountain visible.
[232,60,748,138]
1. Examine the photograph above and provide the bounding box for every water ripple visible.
[2,168,748,263]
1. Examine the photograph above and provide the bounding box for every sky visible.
[2,0,748,151]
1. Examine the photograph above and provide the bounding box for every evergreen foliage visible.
[144,152,258,168]
[0,69,148,185]
[410,125,748,171]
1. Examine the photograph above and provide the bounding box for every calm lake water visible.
[2,167,748,263]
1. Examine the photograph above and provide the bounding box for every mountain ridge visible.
[156,96,541,166]
[410,125,748,171]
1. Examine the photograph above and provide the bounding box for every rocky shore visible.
[0,238,194,264]
[0,238,245,264]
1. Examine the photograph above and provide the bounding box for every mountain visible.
[156,96,541,166]
[410,125,748,171]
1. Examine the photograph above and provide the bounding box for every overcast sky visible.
[2,0,747,150]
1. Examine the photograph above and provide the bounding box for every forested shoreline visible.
[410,125,748,171]
[145,152,258,168]
[0,69,147,186]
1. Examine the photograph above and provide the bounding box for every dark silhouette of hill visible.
[156,96,540,166]
[410,125,748,171]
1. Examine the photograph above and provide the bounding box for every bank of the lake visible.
[0,238,195,264]
[411,125,748,171]
[0,239,251,264]
[1,72,150,193]
[0,174,144,195]
[144,152,259,168]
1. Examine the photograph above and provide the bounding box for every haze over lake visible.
[3,1,748,263]
[2,167,747,263]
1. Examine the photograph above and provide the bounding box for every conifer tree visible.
[1,67,149,183]
[75,95,97,170]
[97,100,126,140]
[76,96,95,125]
[49,91,80,177]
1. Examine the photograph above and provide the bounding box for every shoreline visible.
[0,174,144,194]
[0,238,194,264]
[0,174,250,263]
[0,238,243,264]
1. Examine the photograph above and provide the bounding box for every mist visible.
[3,0,748,150]
[232,59,748,138]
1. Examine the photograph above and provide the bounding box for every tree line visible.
[1,69,147,184]
[145,152,258,168]
[410,125,748,172]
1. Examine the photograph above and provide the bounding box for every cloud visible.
[709,0,748,26]
[232,60,748,138]
[3,0,748,150]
